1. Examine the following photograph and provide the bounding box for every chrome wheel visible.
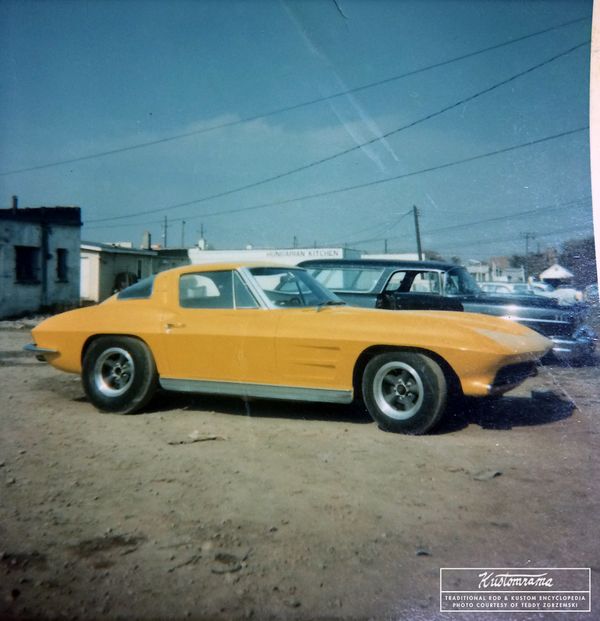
[372,361,424,420]
[93,347,135,397]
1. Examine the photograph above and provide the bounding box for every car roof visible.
[160,262,301,276]
[298,258,456,270]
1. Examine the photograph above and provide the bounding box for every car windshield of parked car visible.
[444,267,482,296]
[249,267,344,307]
[306,266,385,292]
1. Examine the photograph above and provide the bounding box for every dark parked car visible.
[299,259,596,363]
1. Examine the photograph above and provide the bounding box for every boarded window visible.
[56,248,68,281]
[15,246,40,283]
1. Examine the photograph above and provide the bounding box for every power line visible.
[337,198,590,250]
[433,223,593,252]
[86,41,589,226]
[0,15,589,178]
[85,126,588,230]
[324,208,414,246]
[424,197,591,235]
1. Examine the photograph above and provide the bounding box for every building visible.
[80,242,157,303]
[362,253,420,261]
[188,246,360,266]
[80,243,190,303]
[0,199,82,319]
[465,258,525,283]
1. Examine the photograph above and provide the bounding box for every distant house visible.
[539,263,574,286]
[465,257,525,283]
[80,242,157,303]
[80,242,190,303]
[0,199,82,319]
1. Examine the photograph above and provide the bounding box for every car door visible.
[161,269,278,383]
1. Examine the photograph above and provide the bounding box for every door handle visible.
[165,322,186,329]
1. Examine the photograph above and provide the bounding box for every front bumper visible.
[23,343,58,362]
[489,361,538,395]
[550,326,597,362]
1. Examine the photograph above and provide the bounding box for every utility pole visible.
[384,238,388,254]
[196,224,206,250]
[181,220,186,247]
[293,235,298,249]
[162,216,168,248]
[413,205,423,260]
[522,232,536,279]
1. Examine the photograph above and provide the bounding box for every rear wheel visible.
[82,336,158,414]
[362,352,447,434]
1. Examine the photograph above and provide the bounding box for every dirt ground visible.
[1,323,599,621]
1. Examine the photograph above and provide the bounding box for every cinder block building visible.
[0,198,82,318]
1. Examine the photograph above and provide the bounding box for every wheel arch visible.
[81,333,153,366]
[352,345,462,401]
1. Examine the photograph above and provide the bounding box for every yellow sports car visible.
[25,263,551,434]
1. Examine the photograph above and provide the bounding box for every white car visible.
[547,285,583,305]
[480,282,535,296]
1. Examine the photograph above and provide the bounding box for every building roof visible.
[0,206,81,226]
[81,241,157,257]
[539,263,574,280]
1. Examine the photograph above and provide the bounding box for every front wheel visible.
[82,336,158,414]
[362,352,447,434]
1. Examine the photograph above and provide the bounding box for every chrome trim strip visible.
[551,337,590,345]
[159,377,353,404]
[237,267,275,309]
[501,316,571,325]
[23,343,58,355]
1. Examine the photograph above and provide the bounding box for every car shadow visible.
[147,390,374,425]
[144,390,575,433]
[434,393,575,434]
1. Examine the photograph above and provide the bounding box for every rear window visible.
[308,267,384,292]
[117,276,155,300]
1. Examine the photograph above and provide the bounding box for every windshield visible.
[444,267,482,296]
[248,267,344,308]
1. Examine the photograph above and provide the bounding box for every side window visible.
[179,271,234,309]
[385,271,441,294]
[233,272,258,309]
[384,271,407,292]
[410,272,441,293]
[445,272,460,294]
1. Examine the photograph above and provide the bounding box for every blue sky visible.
[0,0,593,260]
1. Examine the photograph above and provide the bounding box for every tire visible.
[82,336,158,414]
[361,351,447,434]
